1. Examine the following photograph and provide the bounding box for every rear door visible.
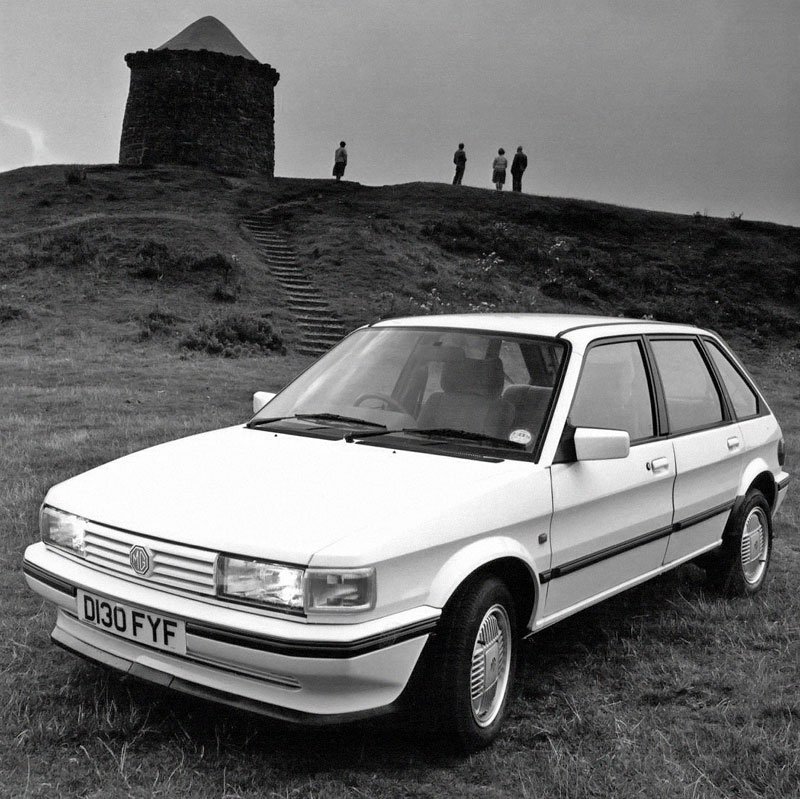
[545,338,676,619]
[647,336,744,563]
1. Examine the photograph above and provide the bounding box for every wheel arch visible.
[427,539,540,631]
[738,460,777,510]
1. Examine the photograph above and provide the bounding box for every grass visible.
[0,164,798,797]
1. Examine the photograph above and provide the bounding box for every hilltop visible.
[1,164,798,358]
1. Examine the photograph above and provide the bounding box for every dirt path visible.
[0,211,231,241]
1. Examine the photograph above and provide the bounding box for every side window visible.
[569,341,654,441]
[705,342,759,419]
[650,339,724,433]
[499,340,531,385]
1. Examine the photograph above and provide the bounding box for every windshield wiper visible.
[247,413,387,430]
[345,427,525,449]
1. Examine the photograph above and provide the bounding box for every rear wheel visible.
[428,576,518,751]
[706,489,772,596]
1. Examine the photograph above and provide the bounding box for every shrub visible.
[212,283,238,303]
[0,304,28,323]
[138,308,181,340]
[64,168,87,185]
[23,231,96,270]
[181,315,285,357]
[132,243,236,285]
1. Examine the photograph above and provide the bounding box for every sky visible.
[1,0,798,226]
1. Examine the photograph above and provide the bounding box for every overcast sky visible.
[1,1,798,225]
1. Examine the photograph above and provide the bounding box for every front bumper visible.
[23,543,439,722]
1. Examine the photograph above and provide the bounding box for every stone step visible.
[256,245,294,253]
[299,330,346,341]
[269,268,306,277]
[260,255,299,263]
[278,281,314,289]
[288,301,331,310]
[295,315,345,325]
[297,321,347,332]
[260,251,296,259]
[299,333,345,344]
[243,219,279,229]
[253,241,293,250]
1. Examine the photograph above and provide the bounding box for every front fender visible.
[426,537,540,625]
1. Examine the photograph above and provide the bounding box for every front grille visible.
[83,522,217,596]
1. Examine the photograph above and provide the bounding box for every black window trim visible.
[555,334,661,462]
[645,333,739,438]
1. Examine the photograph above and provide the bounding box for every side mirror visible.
[574,427,630,461]
[252,391,276,414]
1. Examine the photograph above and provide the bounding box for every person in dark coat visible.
[452,143,467,185]
[333,141,347,180]
[511,146,527,192]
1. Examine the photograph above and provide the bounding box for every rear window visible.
[705,341,759,419]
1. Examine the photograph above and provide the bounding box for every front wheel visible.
[707,489,772,596]
[428,576,518,751]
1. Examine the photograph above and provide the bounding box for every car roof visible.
[370,313,707,345]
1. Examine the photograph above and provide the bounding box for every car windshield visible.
[250,326,567,457]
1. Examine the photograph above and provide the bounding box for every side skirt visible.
[528,539,722,635]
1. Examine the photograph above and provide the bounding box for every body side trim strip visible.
[185,618,438,659]
[673,500,735,531]
[23,560,77,596]
[540,501,735,583]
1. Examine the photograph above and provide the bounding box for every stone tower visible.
[119,17,280,175]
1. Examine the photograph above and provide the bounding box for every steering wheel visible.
[353,393,407,413]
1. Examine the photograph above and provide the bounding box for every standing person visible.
[492,148,507,191]
[332,141,347,181]
[452,143,467,185]
[511,146,528,192]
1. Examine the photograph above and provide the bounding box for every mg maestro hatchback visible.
[23,314,791,751]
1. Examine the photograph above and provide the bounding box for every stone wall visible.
[119,49,280,175]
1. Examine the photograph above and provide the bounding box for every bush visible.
[0,304,28,323]
[22,231,96,270]
[181,315,285,357]
[138,308,181,340]
[132,242,236,284]
[64,168,86,185]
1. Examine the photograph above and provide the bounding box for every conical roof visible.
[157,16,257,61]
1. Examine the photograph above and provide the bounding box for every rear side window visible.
[705,341,759,419]
[569,341,654,441]
[650,339,723,433]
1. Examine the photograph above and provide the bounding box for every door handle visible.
[647,457,670,474]
[727,437,741,451]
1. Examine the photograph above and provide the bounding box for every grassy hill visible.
[2,164,798,356]
[1,164,799,797]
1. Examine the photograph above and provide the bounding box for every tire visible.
[706,489,772,596]
[427,576,518,752]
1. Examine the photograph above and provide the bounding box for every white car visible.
[23,314,790,750]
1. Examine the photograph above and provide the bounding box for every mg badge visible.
[129,545,152,576]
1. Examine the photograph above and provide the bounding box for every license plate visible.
[77,590,187,655]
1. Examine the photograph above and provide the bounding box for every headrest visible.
[442,357,504,397]
[503,384,551,408]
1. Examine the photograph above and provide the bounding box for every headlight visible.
[305,568,376,612]
[217,556,304,611]
[216,558,376,614]
[40,505,87,557]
